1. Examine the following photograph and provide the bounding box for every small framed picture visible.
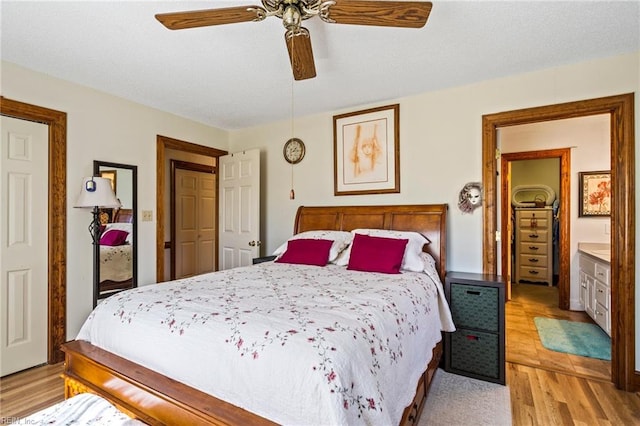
[579,171,611,217]
[333,104,400,196]
[98,208,114,224]
[100,169,117,193]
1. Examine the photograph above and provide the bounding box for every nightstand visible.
[252,255,276,264]
[444,271,506,385]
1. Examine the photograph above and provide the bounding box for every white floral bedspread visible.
[22,393,144,425]
[77,262,454,425]
[100,244,132,282]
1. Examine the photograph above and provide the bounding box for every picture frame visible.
[100,169,117,193]
[579,170,611,217]
[98,208,114,225]
[333,104,400,196]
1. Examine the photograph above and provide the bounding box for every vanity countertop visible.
[578,242,610,263]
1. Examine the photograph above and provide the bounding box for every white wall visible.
[228,52,640,368]
[1,61,229,338]
[500,114,611,310]
[2,52,638,368]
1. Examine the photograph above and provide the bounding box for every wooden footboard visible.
[62,340,277,425]
[62,339,443,426]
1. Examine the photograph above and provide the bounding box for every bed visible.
[62,204,451,425]
[99,209,134,293]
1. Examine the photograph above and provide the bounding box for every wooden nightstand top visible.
[445,271,505,286]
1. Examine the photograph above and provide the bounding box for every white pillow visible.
[272,230,353,263]
[334,229,430,272]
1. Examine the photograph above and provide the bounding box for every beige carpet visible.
[419,369,512,426]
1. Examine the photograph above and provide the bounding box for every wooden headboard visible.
[294,204,448,280]
[114,208,133,223]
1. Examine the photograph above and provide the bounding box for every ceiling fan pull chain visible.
[290,58,296,200]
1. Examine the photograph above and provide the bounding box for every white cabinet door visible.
[579,271,588,308]
[579,252,611,336]
[585,275,596,317]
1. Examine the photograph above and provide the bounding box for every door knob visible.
[249,241,256,246]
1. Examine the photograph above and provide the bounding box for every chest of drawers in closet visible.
[514,207,553,285]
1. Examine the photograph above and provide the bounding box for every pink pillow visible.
[347,233,408,274]
[275,238,333,266]
[100,229,129,246]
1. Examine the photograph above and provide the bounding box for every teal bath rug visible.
[534,317,611,361]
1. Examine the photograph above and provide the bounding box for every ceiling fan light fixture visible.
[156,0,433,80]
[282,4,302,31]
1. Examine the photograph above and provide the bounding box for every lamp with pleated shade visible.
[74,176,121,307]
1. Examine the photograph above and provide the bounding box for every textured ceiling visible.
[1,1,638,130]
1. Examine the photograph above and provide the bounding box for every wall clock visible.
[283,138,305,164]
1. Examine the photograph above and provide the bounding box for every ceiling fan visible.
[155,0,433,81]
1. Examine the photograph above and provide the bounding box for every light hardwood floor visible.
[507,282,611,381]
[2,285,639,424]
[506,282,639,424]
[0,363,64,422]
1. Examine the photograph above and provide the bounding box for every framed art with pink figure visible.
[333,104,399,196]
[579,170,611,217]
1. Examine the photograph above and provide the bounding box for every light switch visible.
[142,210,153,222]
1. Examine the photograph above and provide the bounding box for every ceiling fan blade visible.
[324,0,432,28]
[285,29,317,81]
[155,6,264,30]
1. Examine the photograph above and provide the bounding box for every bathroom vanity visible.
[578,243,611,336]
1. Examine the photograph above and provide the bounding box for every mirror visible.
[93,161,137,304]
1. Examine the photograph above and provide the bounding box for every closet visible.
[510,176,559,286]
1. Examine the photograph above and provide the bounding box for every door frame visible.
[156,135,227,282]
[0,97,67,364]
[482,93,635,391]
[501,148,570,307]
[170,160,217,280]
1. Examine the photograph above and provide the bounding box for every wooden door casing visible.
[501,148,570,307]
[482,93,636,391]
[157,135,227,283]
[0,97,67,365]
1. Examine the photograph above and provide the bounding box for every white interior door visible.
[219,149,260,270]
[175,168,216,278]
[1,116,48,376]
